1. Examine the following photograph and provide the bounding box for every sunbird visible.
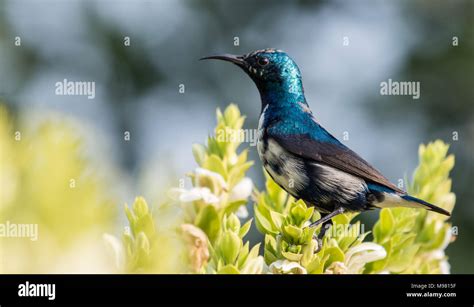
[201,49,450,246]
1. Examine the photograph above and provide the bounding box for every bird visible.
[201,48,450,246]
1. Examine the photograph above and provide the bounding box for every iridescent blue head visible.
[201,49,307,112]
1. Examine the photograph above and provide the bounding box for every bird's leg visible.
[309,207,345,253]
[318,219,333,240]
[309,207,345,228]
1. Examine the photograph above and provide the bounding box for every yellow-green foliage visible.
[112,197,189,273]
[189,104,254,233]
[0,106,116,273]
[368,141,455,274]
[205,214,264,274]
[182,104,264,273]
[109,104,263,273]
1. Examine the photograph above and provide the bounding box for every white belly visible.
[259,138,309,193]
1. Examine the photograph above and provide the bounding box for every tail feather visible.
[401,194,451,216]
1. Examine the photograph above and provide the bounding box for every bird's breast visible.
[258,137,309,195]
[256,109,267,161]
[257,108,309,194]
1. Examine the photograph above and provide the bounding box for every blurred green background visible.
[0,0,472,273]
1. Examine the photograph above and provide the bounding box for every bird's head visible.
[201,49,304,104]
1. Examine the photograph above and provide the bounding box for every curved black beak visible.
[200,54,245,67]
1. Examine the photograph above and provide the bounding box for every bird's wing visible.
[267,129,404,194]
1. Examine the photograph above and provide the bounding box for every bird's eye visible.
[257,57,270,66]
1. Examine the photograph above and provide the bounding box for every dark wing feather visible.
[268,131,404,194]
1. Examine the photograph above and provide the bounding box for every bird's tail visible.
[401,194,451,216]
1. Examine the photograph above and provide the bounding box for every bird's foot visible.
[312,223,332,253]
[313,236,323,253]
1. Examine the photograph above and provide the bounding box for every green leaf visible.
[264,249,279,265]
[207,136,222,156]
[283,225,303,240]
[238,219,252,239]
[132,197,149,219]
[218,231,242,264]
[289,203,310,226]
[227,161,253,188]
[254,206,278,235]
[281,250,303,262]
[192,143,207,166]
[226,214,241,233]
[124,205,136,231]
[217,264,240,274]
[195,205,221,242]
[269,211,285,230]
[134,214,156,239]
[237,242,250,267]
[265,173,288,211]
[301,239,317,267]
[387,243,420,273]
[203,154,227,178]
[264,234,277,251]
[374,209,394,243]
[306,256,323,274]
[224,104,240,125]
[248,243,261,260]
[323,246,345,270]
[236,149,249,165]
[332,212,355,225]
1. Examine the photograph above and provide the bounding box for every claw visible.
[312,222,332,253]
[313,236,323,253]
